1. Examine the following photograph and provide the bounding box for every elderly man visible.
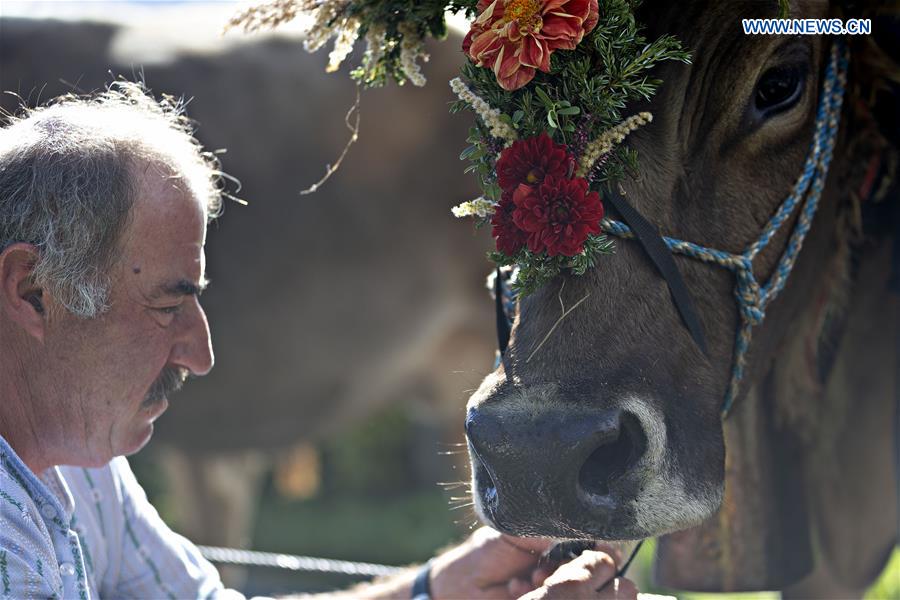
[0,84,637,599]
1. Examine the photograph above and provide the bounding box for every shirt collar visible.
[0,433,75,525]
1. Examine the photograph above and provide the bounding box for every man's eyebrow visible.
[153,277,209,298]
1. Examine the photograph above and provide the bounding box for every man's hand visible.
[427,527,552,599]
[514,549,638,600]
[428,527,637,600]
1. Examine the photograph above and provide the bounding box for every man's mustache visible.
[143,367,189,407]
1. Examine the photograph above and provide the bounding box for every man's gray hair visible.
[0,81,223,317]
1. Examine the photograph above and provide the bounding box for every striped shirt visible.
[0,434,243,599]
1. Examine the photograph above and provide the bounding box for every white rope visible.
[197,545,405,578]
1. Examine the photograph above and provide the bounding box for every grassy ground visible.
[252,488,466,566]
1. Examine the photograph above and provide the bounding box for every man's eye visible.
[156,305,182,315]
[755,64,805,116]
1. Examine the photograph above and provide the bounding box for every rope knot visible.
[735,264,765,326]
[740,303,765,325]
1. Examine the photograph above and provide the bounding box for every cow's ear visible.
[0,243,47,342]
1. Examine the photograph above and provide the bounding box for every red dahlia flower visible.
[463,0,600,91]
[495,132,574,193]
[511,175,604,256]
[491,189,528,255]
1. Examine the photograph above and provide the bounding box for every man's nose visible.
[171,298,214,376]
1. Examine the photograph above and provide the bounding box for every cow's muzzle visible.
[465,401,653,539]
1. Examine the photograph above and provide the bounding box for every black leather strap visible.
[605,190,709,356]
[411,559,433,600]
[495,268,512,355]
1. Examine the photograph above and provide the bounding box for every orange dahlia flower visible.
[463,0,600,91]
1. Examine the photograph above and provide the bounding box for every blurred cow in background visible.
[1,13,494,567]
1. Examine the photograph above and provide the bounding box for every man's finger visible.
[593,543,624,567]
[543,550,616,587]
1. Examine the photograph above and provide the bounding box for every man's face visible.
[44,162,214,466]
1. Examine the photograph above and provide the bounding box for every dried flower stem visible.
[225,0,311,34]
[451,197,496,218]
[302,1,349,51]
[300,86,361,195]
[526,280,591,363]
[398,22,429,86]
[450,78,518,144]
[576,112,652,177]
[326,17,360,72]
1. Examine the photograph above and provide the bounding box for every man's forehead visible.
[125,163,207,239]
[136,168,207,214]
[121,162,209,295]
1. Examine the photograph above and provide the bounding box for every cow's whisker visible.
[436,481,470,488]
[452,516,479,528]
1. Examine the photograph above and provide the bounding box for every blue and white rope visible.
[600,40,849,415]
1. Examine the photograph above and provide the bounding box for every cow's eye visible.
[755,64,805,115]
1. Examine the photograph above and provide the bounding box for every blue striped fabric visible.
[0,435,244,599]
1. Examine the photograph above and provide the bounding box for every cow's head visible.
[465,0,845,540]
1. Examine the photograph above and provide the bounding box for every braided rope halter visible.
[496,40,849,417]
[601,40,849,416]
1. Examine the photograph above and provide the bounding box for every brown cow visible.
[462,1,898,596]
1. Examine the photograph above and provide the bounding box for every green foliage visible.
[322,405,417,497]
[490,234,616,296]
[346,0,479,86]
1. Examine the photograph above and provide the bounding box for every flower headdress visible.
[229,0,688,294]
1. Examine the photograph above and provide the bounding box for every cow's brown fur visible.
[466,0,899,593]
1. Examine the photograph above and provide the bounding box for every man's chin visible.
[122,421,156,457]
[123,398,168,456]
[141,396,169,421]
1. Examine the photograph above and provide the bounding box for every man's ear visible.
[0,243,47,342]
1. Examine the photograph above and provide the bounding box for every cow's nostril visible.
[578,412,647,498]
